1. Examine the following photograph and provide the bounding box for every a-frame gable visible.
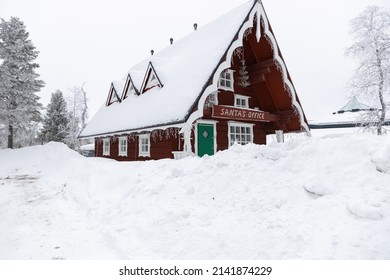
[105,83,121,106]
[121,74,139,100]
[140,62,163,94]
[181,0,309,142]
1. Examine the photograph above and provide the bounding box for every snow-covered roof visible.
[79,143,95,151]
[309,97,377,127]
[337,96,373,113]
[80,1,255,138]
[309,111,364,126]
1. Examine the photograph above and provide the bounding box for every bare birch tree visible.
[346,6,390,135]
[65,84,88,149]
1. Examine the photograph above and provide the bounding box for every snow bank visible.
[0,142,81,176]
[1,134,390,259]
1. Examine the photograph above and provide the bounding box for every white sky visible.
[2,0,389,121]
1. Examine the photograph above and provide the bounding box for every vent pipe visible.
[170,38,173,45]
[151,50,154,56]
[194,23,198,31]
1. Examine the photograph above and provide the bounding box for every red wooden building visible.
[79,0,310,161]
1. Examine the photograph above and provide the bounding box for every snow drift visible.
[0,135,389,259]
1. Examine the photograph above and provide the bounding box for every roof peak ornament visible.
[255,1,263,42]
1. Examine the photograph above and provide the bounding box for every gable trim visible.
[182,1,310,141]
[184,1,256,125]
[78,120,185,139]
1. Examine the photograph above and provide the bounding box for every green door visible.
[197,123,214,157]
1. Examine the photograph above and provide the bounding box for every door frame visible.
[195,119,218,157]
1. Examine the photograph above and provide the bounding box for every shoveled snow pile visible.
[0,136,389,259]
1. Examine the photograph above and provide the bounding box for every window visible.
[146,73,159,89]
[228,122,253,146]
[138,134,150,157]
[122,74,140,99]
[141,63,163,93]
[103,138,110,156]
[129,83,135,93]
[118,136,127,156]
[106,87,119,106]
[218,69,234,91]
[110,91,118,103]
[234,94,249,108]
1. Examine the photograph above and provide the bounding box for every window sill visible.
[218,86,234,91]
[138,154,150,158]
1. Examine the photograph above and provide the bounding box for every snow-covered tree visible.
[40,90,69,143]
[13,115,41,147]
[346,6,390,135]
[0,17,44,148]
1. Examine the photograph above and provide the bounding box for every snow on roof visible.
[309,97,381,126]
[309,111,364,126]
[80,1,255,138]
[337,96,372,112]
[79,143,95,151]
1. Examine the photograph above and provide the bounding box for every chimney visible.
[170,38,173,45]
[194,23,198,31]
[151,50,154,56]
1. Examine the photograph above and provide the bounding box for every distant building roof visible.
[309,97,389,129]
[335,96,374,114]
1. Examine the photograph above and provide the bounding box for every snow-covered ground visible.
[1,134,390,259]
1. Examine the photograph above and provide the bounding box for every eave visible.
[78,120,185,139]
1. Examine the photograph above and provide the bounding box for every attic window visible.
[122,75,138,99]
[106,86,120,106]
[234,94,249,108]
[218,69,234,91]
[144,72,160,92]
[110,92,118,103]
[141,62,163,93]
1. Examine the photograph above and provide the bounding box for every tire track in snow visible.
[0,173,121,259]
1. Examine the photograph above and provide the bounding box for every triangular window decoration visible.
[110,91,118,102]
[106,84,120,106]
[140,62,163,94]
[122,74,139,100]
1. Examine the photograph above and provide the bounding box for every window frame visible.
[145,73,159,89]
[140,62,163,94]
[234,94,250,108]
[218,69,234,91]
[103,138,110,156]
[118,136,128,157]
[138,134,151,157]
[227,121,254,147]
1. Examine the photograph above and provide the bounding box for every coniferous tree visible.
[40,90,69,143]
[0,17,44,148]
